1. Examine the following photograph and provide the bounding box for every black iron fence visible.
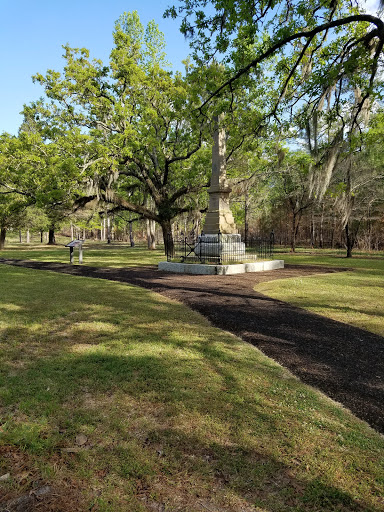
[167,232,274,265]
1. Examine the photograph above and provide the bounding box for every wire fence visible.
[167,231,274,265]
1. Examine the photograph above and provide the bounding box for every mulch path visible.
[1,258,383,434]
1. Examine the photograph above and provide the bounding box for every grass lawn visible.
[2,242,384,336]
[0,264,383,511]
[0,240,165,268]
[258,249,384,336]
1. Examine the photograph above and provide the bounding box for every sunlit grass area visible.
[0,264,383,511]
[275,246,384,267]
[257,251,384,336]
[2,242,384,336]
[0,240,164,268]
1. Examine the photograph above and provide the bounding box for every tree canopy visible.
[30,12,221,249]
[165,0,384,133]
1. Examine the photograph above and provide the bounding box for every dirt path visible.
[1,258,383,433]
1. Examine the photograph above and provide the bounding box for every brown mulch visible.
[1,258,383,434]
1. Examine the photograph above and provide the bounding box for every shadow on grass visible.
[0,263,383,510]
[1,260,384,435]
[1,351,379,512]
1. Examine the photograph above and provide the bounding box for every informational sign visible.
[65,240,84,248]
[65,240,85,264]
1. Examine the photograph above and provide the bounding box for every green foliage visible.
[165,0,384,137]
[31,12,219,244]
[0,127,84,239]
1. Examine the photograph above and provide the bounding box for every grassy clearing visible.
[2,242,384,335]
[0,241,164,268]
[0,265,383,511]
[257,251,384,336]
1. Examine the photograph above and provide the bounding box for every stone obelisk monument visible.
[158,112,284,272]
[198,114,245,261]
[203,114,237,234]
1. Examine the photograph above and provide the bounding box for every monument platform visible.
[158,259,284,275]
[194,233,245,259]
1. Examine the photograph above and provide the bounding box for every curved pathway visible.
[1,258,383,433]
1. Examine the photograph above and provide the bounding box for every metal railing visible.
[166,231,274,265]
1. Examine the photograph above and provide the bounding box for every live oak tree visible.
[0,126,82,246]
[33,12,217,252]
[0,192,28,250]
[0,133,37,248]
[166,0,384,127]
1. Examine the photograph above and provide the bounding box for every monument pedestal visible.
[203,187,237,235]
[158,259,285,275]
[194,233,246,262]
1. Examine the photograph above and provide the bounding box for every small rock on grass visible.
[76,434,88,446]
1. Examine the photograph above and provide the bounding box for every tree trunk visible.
[331,216,336,249]
[345,223,354,258]
[0,228,6,250]
[146,219,156,250]
[244,197,249,245]
[319,205,324,249]
[48,228,55,245]
[161,220,174,257]
[310,211,315,248]
[19,230,22,243]
[40,231,43,243]
[128,222,135,247]
[290,213,297,252]
[26,229,30,244]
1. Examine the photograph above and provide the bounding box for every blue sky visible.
[0,0,191,135]
[1,0,380,136]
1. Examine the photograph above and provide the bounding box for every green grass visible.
[0,240,165,268]
[0,264,383,511]
[2,242,384,335]
[257,250,384,336]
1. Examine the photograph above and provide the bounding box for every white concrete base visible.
[158,260,284,275]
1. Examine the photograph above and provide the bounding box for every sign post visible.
[65,240,85,264]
